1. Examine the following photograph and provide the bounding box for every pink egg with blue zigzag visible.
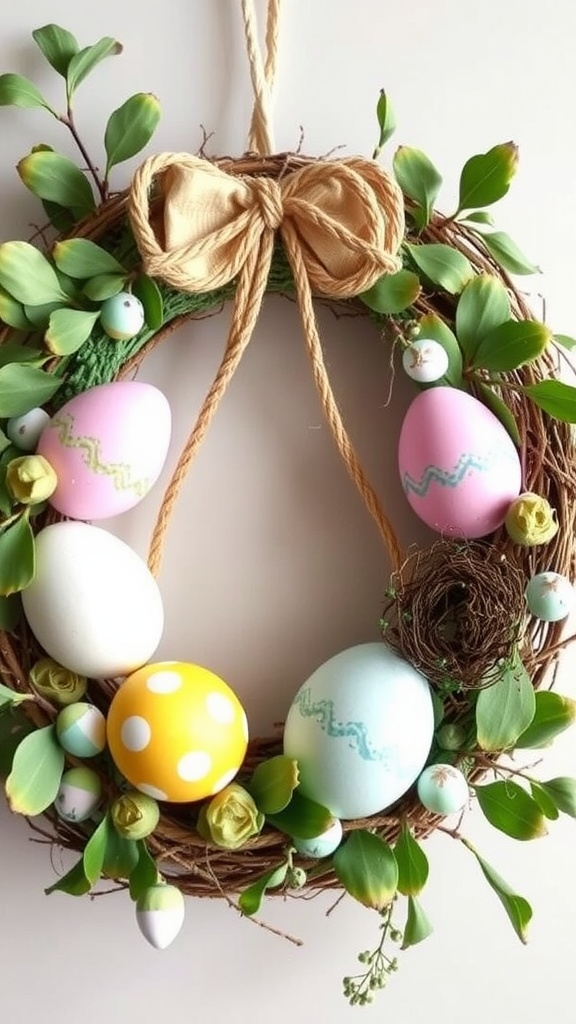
[398,387,521,539]
[37,381,171,520]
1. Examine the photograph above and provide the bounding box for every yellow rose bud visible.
[30,657,87,705]
[505,492,559,546]
[111,791,160,840]
[197,783,264,850]
[6,454,57,505]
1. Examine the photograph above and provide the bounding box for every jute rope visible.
[242,0,280,154]
[127,0,406,577]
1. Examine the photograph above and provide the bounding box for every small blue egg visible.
[416,763,469,815]
[293,819,343,858]
[56,702,107,757]
[525,571,574,622]
[100,292,145,341]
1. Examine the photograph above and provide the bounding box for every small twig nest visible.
[380,540,526,692]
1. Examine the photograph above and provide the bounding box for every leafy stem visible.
[58,108,106,201]
[342,899,401,1006]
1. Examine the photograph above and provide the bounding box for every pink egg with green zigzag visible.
[37,381,171,520]
[398,387,522,539]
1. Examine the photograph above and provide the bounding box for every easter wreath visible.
[2,4,576,1007]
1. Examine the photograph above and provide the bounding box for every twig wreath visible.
[1,1,576,1006]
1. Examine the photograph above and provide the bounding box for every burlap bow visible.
[128,152,405,574]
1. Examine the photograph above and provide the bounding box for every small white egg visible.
[416,763,469,815]
[293,818,343,858]
[526,571,574,622]
[55,766,102,823]
[402,339,449,383]
[6,408,51,451]
[136,884,185,949]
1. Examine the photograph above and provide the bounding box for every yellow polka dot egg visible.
[107,662,249,803]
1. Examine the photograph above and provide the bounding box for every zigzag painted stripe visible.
[50,412,149,497]
[402,445,515,499]
[293,686,389,762]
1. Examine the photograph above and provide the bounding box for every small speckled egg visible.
[525,571,574,622]
[402,339,449,383]
[106,662,249,803]
[55,766,102,823]
[283,643,434,819]
[21,522,164,679]
[56,702,107,757]
[6,408,51,451]
[37,381,171,520]
[136,884,185,949]
[416,763,469,815]
[398,387,522,538]
[100,292,145,341]
[293,818,343,859]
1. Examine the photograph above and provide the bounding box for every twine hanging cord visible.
[128,151,405,576]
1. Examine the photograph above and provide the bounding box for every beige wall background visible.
[1,2,576,1022]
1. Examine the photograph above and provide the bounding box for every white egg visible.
[6,408,51,451]
[22,522,164,678]
[55,766,102,823]
[283,643,434,819]
[136,884,185,949]
[293,818,343,858]
[402,339,449,383]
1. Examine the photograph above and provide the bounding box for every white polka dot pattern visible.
[177,750,213,781]
[146,671,183,694]
[137,782,168,800]
[206,691,235,724]
[121,715,152,751]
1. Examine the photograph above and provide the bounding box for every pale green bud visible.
[6,454,57,504]
[111,790,160,840]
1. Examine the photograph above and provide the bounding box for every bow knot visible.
[251,176,283,231]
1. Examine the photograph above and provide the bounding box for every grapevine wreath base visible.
[1,7,576,1007]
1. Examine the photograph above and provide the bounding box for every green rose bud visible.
[111,790,160,840]
[197,783,264,850]
[505,492,558,546]
[29,657,87,705]
[6,454,57,505]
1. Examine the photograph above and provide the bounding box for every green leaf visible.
[460,210,496,226]
[0,706,34,779]
[457,142,519,213]
[474,780,547,841]
[131,274,164,329]
[45,856,91,896]
[475,382,521,446]
[18,151,95,217]
[66,37,123,100]
[104,92,161,176]
[129,841,159,901]
[0,514,36,596]
[333,829,398,910]
[554,334,576,351]
[53,238,127,279]
[393,147,442,229]
[522,380,576,423]
[455,274,511,361]
[476,654,535,751]
[416,312,463,386]
[102,821,139,879]
[401,895,434,949]
[373,89,396,157]
[83,274,126,302]
[0,242,67,305]
[42,200,77,233]
[0,73,55,114]
[464,841,532,943]
[516,691,576,749]
[24,301,65,329]
[537,777,576,818]
[0,344,47,368]
[479,231,540,276]
[45,308,100,356]
[472,320,551,372]
[405,243,474,294]
[32,24,79,77]
[83,816,108,886]
[238,863,288,916]
[529,781,559,821]
[359,269,421,314]
[0,287,33,331]
[0,363,61,418]
[5,724,64,815]
[0,594,21,631]
[0,446,18,516]
[0,682,33,709]
[249,755,300,814]
[266,790,334,839]
[394,822,429,896]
